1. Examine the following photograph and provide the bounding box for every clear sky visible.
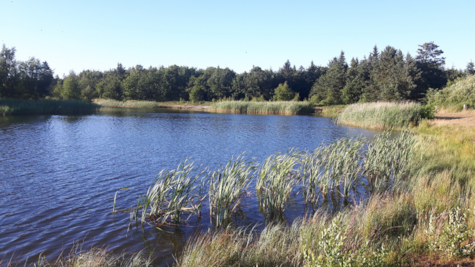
[1,0,474,77]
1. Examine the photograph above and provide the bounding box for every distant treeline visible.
[1,43,474,104]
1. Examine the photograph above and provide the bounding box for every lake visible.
[0,108,380,265]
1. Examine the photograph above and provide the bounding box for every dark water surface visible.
[0,108,380,265]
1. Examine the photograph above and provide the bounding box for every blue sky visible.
[1,0,474,77]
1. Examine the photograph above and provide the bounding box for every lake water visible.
[0,108,380,265]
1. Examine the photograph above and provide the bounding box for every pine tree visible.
[466,61,475,75]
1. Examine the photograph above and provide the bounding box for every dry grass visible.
[337,101,427,129]
[428,109,475,128]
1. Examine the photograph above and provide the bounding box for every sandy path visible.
[431,110,475,127]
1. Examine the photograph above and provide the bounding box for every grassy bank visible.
[336,101,432,129]
[0,98,99,116]
[210,101,315,115]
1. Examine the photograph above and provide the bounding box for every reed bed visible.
[256,149,301,219]
[208,155,256,227]
[336,101,428,129]
[135,160,206,225]
[94,99,211,109]
[133,132,417,227]
[0,98,98,116]
[210,101,315,115]
[299,138,364,208]
[94,99,165,108]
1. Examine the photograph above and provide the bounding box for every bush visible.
[426,74,475,109]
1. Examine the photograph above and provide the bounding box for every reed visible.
[299,138,364,208]
[135,160,206,225]
[0,98,98,116]
[336,101,428,129]
[96,99,163,108]
[256,149,301,219]
[208,154,256,227]
[363,131,417,193]
[94,99,211,109]
[210,101,314,115]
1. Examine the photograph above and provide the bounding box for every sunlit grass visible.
[336,101,430,129]
[94,99,211,108]
[211,101,315,115]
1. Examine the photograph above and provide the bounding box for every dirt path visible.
[431,110,475,127]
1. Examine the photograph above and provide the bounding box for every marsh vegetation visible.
[210,101,315,115]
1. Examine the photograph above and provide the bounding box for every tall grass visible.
[426,74,475,110]
[210,101,315,115]
[299,138,364,209]
[336,101,430,129]
[0,98,98,116]
[135,160,206,225]
[208,155,256,227]
[364,131,417,193]
[256,149,301,219]
[95,99,164,108]
[94,99,211,108]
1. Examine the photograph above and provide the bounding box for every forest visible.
[1,42,474,104]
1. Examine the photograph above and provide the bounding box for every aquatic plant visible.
[363,131,417,193]
[256,149,301,219]
[136,160,206,225]
[299,137,364,208]
[211,101,314,115]
[208,154,256,227]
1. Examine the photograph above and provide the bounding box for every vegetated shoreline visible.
[4,102,475,267]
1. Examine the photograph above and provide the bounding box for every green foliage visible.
[302,218,387,267]
[61,72,81,100]
[273,81,295,101]
[425,207,475,258]
[426,74,475,109]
